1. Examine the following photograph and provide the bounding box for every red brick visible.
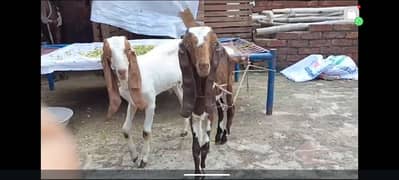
[254,38,267,47]
[298,47,320,55]
[343,46,358,54]
[351,53,358,62]
[288,40,309,47]
[301,32,322,39]
[278,55,287,62]
[346,32,358,39]
[323,32,346,39]
[276,32,301,40]
[271,1,285,9]
[319,1,357,7]
[278,47,298,55]
[282,1,311,8]
[267,39,287,47]
[309,24,333,32]
[334,24,356,31]
[332,39,353,46]
[277,61,290,70]
[320,47,342,54]
[255,39,286,47]
[309,40,330,47]
[287,55,307,62]
[307,0,319,7]
[353,40,358,46]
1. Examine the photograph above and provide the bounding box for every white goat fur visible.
[188,26,212,47]
[106,36,190,167]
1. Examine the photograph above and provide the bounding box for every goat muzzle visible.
[118,69,127,80]
[197,63,210,77]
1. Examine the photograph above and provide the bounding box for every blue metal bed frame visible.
[42,44,70,92]
[218,38,276,115]
[42,38,276,115]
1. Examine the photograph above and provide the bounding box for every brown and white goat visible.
[102,36,190,168]
[178,25,236,173]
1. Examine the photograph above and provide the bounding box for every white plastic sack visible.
[320,55,358,80]
[281,54,358,82]
[90,1,199,39]
[280,55,327,82]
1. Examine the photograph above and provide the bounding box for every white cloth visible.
[41,39,178,75]
[90,1,199,38]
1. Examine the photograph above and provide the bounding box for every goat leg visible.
[172,85,190,137]
[215,99,224,145]
[190,115,202,174]
[122,104,139,163]
[200,114,212,172]
[181,117,190,137]
[222,86,235,144]
[138,101,155,168]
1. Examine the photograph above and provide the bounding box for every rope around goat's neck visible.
[195,62,273,109]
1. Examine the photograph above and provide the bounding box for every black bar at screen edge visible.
[0,0,398,179]
[40,170,358,179]
[0,170,397,180]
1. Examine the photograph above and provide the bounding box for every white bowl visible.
[44,107,74,126]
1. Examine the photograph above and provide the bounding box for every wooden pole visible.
[274,16,342,23]
[255,20,353,35]
[272,6,357,14]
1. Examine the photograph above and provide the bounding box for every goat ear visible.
[125,40,148,111]
[205,35,228,114]
[179,8,199,28]
[102,39,121,120]
[178,41,197,118]
[209,33,224,81]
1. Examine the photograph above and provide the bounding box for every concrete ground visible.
[41,71,358,170]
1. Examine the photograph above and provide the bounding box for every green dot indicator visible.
[354,17,363,26]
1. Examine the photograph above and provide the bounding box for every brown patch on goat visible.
[124,39,148,110]
[101,39,121,120]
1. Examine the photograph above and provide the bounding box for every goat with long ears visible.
[101,36,190,168]
[179,8,236,174]
[102,38,147,119]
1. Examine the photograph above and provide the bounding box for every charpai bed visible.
[41,38,276,115]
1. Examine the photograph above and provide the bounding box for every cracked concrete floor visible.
[41,72,358,170]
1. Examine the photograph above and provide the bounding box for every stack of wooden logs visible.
[253,6,358,36]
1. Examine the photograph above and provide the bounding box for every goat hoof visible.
[220,137,227,145]
[138,160,147,168]
[201,169,206,175]
[132,156,139,163]
[215,137,222,145]
[180,131,188,137]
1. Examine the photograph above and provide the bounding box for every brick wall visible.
[253,0,358,13]
[254,24,358,69]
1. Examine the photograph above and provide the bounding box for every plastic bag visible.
[281,54,358,82]
[320,55,358,80]
[280,55,328,82]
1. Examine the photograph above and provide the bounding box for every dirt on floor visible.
[41,71,358,171]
